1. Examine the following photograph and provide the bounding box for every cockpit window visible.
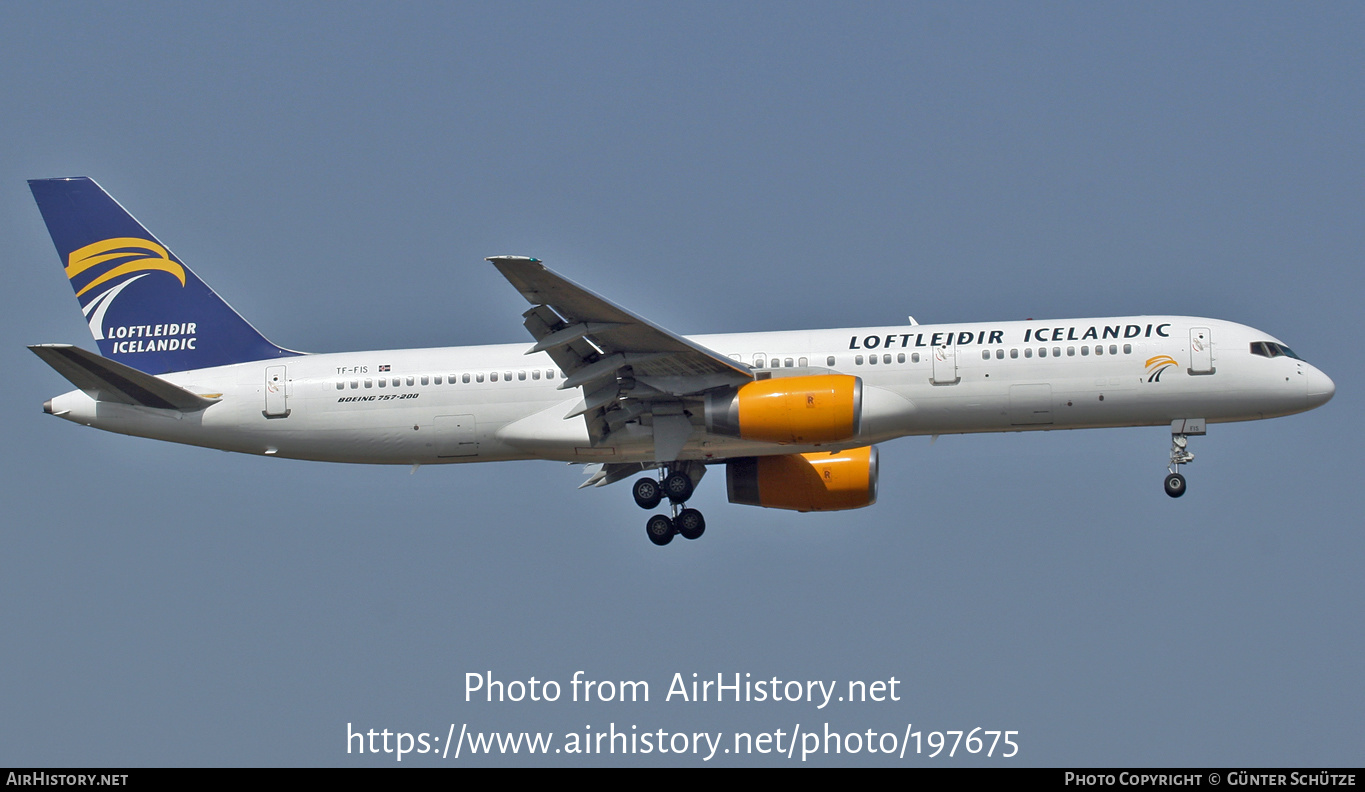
[1251,341,1305,361]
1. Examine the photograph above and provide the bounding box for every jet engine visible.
[705,374,862,445]
[726,446,879,512]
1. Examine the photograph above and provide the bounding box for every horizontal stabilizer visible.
[30,344,219,411]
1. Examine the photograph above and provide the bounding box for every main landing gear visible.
[1164,419,1205,498]
[635,464,706,546]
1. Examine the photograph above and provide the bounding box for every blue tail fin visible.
[28,177,299,375]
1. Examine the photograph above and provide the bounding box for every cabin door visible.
[264,366,289,418]
[931,342,959,385]
[1189,327,1214,374]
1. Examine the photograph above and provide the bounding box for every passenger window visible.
[547,370,556,379]
[881,354,889,364]
[406,376,415,386]
[855,355,864,365]
[420,376,429,386]
[1010,349,1019,359]
[786,358,795,367]
[1053,347,1061,357]
[754,355,766,368]
[504,371,512,381]
[1039,348,1047,358]
[1123,344,1132,354]
[771,358,781,368]
[518,371,526,381]
[378,379,386,388]
[350,380,358,389]
[912,353,920,363]
[897,353,906,364]
[532,370,541,380]
[1109,345,1118,355]
[1095,346,1104,356]
[996,349,1004,359]
[982,350,990,360]
[1024,348,1033,358]
[433,375,442,385]
[799,357,808,367]
[476,373,484,383]
[364,379,373,388]
[490,372,499,382]
[336,381,344,390]
[868,355,878,365]
[1081,347,1089,356]
[1067,347,1075,356]
[826,356,836,366]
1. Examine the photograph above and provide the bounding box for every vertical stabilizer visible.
[28,177,298,374]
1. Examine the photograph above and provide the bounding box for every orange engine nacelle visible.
[726,446,879,512]
[705,375,862,445]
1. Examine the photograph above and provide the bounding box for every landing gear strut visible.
[636,463,706,546]
[1164,419,1205,498]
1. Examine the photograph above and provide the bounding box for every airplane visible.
[27,177,1336,546]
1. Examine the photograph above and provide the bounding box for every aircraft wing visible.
[489,256,753,454]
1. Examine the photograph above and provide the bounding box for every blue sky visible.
[2,2,1361,766]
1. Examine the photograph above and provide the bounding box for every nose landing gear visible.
[1164,419,1205,498]
[635,463,706,546]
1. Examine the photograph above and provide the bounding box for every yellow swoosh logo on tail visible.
[67,237,186,297]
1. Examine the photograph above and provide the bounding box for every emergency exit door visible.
[435,415,478,457]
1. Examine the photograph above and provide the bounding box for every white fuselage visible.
[44,315,1334,466]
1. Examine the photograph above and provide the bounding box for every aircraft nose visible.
[1305,366,1335,408]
